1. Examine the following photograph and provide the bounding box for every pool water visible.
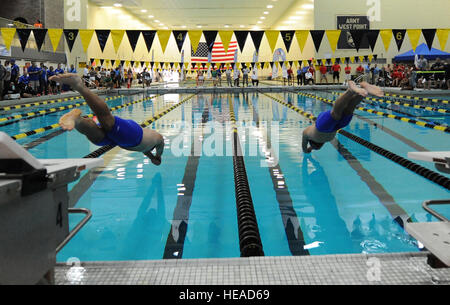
[1,91,449,262]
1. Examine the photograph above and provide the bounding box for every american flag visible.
[191,41,238,64]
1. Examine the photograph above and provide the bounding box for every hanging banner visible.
[349,30,367,52]
[265,30,279,54]
[48,28,64,52]
[250,31,265,53]
[16,29,31,51]
[1,28,16,50]
[380,29,393,51]
[436,29,449,51]
[280,31,295,52]
[326,30,341,53]
[126,30,141,52]
[310,30,325,52]
[337,16,370,50]
[173,30,187,53]
[203,31,218,52]
[142,30,157,53]
[79,29,95,53]
[157,30,171,53]
[63,29,79,52]
[110,30,125,53]
[33,29,48,51]
[295,30,309,53]
[422,29,436,50]
[188,30,203,54]
[219,30,234,53]
[234,31,249,53]
[366,30,379,52]
[95,29,110,52]
[407,29,421,52]
[392,29,406,51]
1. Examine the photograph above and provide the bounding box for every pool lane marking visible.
[331,92,450,114]
[262,92,450,191]
[298,92,450,133]
[248,95,309,255]
[353,115,429,152]
[0,95,83,112]
[263,92,413,227]
[384,93,449,105]
[163,97,210,259]
[11,94,162,141]
[0,95,123,127]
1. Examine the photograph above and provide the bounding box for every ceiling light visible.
[197,25,202,28]
[148,15,154,18]
[154,19,160,22]
[263,11,269,14]
[267,5,273,9]
[257,21,263,24]
[302,4,314,9]
[240,25,245,28]
[182,25,187,28]
[260,16,266,19]
[113,3,122,7]
[141,9,147,13]
[224,25,230,28]
[290,16,303,20]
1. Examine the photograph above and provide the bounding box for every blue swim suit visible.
[315,110,353,133]
[95,116,143,148]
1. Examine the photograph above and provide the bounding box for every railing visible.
[56,208,92,254]
[423,200,450,222]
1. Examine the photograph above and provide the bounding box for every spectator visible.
[242,66,250,87]
[39,63,48,95]
[5,81,20,99]
[364,63,371,83]
[356,64,364,79]
[304,70,314,85]
[344,64,352,85]
[3,61,11,96]
[301,65,309,85]
[226,68,232,87]
[319,63,328,84]
[282,65,289,86]
[233,67,240,87]
[251,68,259,87]
[10,59,20,85]
[27,62,41,94]
[331,62,341,84]
[54,64,65,93]
[416,55,428,71]
[217,68,222,87]
[0,61,6,100]
[18,71,30,89]
[371,64,380,85]
[429,58,445,89]
[297,64,303,86]
[308,64,315,84]
[444,59,450,89]
[287,66,294,86]
[47,66,56,94]
[34,19,43,28]
[211,68,218,87]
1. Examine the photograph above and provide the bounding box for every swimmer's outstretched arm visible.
[302,129,313,154]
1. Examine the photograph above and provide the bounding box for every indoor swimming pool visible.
[2,90,449,262]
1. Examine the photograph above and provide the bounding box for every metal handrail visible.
[56,208,92,253]
[423,200,450,222]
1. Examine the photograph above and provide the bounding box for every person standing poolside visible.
[242,66,249,87]
[251,68,259,87]
[233,67,240,87]
[226,68,233,87]
[297,65,303,86]
[51,73,165,166]
[302,81,384,153]
[332,62,341,84]
[319,63,328,84]
[344,64,352,85]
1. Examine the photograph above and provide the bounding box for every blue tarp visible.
[393,43,450,62]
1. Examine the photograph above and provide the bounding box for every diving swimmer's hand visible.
[49,73,84,91]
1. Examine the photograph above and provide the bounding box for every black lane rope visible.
[0,95,83,112]
[228,94,265,257]
[247,95,309,255]
[163,97,210,259]
[84,94,196,159]
[299,92,450,133]
[262,92,450,191]
[0,95,123,128]
[11,94,162,141]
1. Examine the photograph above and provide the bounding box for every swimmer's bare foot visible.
[348,81,369,98]
[360,81,384,97]
[145,151,162,166]
[60,109,82,131]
